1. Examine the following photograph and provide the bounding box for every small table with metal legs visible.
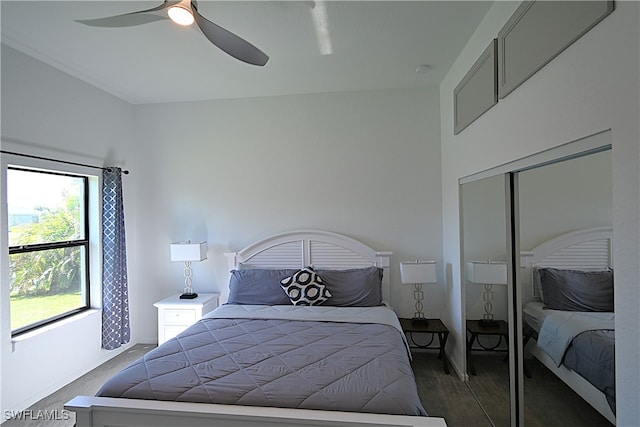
[466,319,509,376]
[400,318,450,374]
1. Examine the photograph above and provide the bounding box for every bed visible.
[520,227,615,425]
[66,230,446,427]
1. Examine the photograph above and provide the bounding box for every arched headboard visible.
[224,230,393,302]
[520,226,612,300]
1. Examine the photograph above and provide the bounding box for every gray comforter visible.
[535,309,615,413]
[97,305,427,416]
[563,329,615,413]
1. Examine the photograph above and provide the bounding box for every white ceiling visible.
[1,1,493,104]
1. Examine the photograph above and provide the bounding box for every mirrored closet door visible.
[461,174,510,427]
[461,132,614,427]
[518,149,614,426]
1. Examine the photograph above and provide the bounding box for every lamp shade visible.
[466,261,507,285]
[400,261,438,284]
[170,241,208,262]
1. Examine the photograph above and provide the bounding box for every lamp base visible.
[179,292,198,300]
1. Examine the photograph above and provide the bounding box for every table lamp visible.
[170,241,207,299]
[400,260,438,325]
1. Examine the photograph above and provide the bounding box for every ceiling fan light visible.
[168,6,194,26]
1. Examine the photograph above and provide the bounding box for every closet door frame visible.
[506,172,523,427]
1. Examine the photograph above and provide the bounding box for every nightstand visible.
[154,293,220,345]
[466,319,509,375]
[400,318,450,374]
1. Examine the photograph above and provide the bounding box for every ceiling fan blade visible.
[192,4,269,66]
[76,2,175,28]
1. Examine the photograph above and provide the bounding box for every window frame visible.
[7,166,92,337]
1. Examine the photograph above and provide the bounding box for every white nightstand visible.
[153,293,220,345]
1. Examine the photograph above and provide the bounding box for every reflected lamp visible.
[466,261,507,325]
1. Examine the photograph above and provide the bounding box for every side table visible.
[400,318,450,374]
[466,319,508,375]
[154,293,220,345]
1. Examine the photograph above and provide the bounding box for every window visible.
[7,167,90,336]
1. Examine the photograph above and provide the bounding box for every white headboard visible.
[520,226,612,300]
[224,230,393,302]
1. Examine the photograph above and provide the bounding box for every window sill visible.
[11,308,101,352]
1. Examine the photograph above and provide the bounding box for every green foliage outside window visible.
[10,194,83,297]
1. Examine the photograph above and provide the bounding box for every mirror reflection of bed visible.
[520,228,614,426]
[518,149,614,426]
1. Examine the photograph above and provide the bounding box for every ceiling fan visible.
[76,0,269,66]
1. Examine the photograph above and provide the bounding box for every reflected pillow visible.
[539,267,613,312]
[227,268,297,305]
[316,266,384,307]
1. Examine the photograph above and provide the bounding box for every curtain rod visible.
[0,150,130,175]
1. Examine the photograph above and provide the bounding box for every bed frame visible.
[225,229,394,302]
[66,230,446,427]
[520,226,615,425]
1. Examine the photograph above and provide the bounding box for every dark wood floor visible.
[5,344,614,427]
[413,350,614,427]
[412,350,492,426]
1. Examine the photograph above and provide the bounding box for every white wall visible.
[130,87,444,343]
[440,2,639,425]
[519,149,612,250]
[0,46,137,416]
[461,174,507,262]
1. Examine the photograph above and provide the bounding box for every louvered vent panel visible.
[309,241,372,269]
[244,241,303,268]
[533,238,611,299]
[539,239,611,268]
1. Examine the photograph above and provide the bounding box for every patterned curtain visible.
[101,167,130,350]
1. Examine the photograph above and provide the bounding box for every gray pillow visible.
[227,268,297,305]
[315,266,383,307]
[539,268,614,312]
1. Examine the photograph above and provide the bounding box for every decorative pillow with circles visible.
[280,266,332,305]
